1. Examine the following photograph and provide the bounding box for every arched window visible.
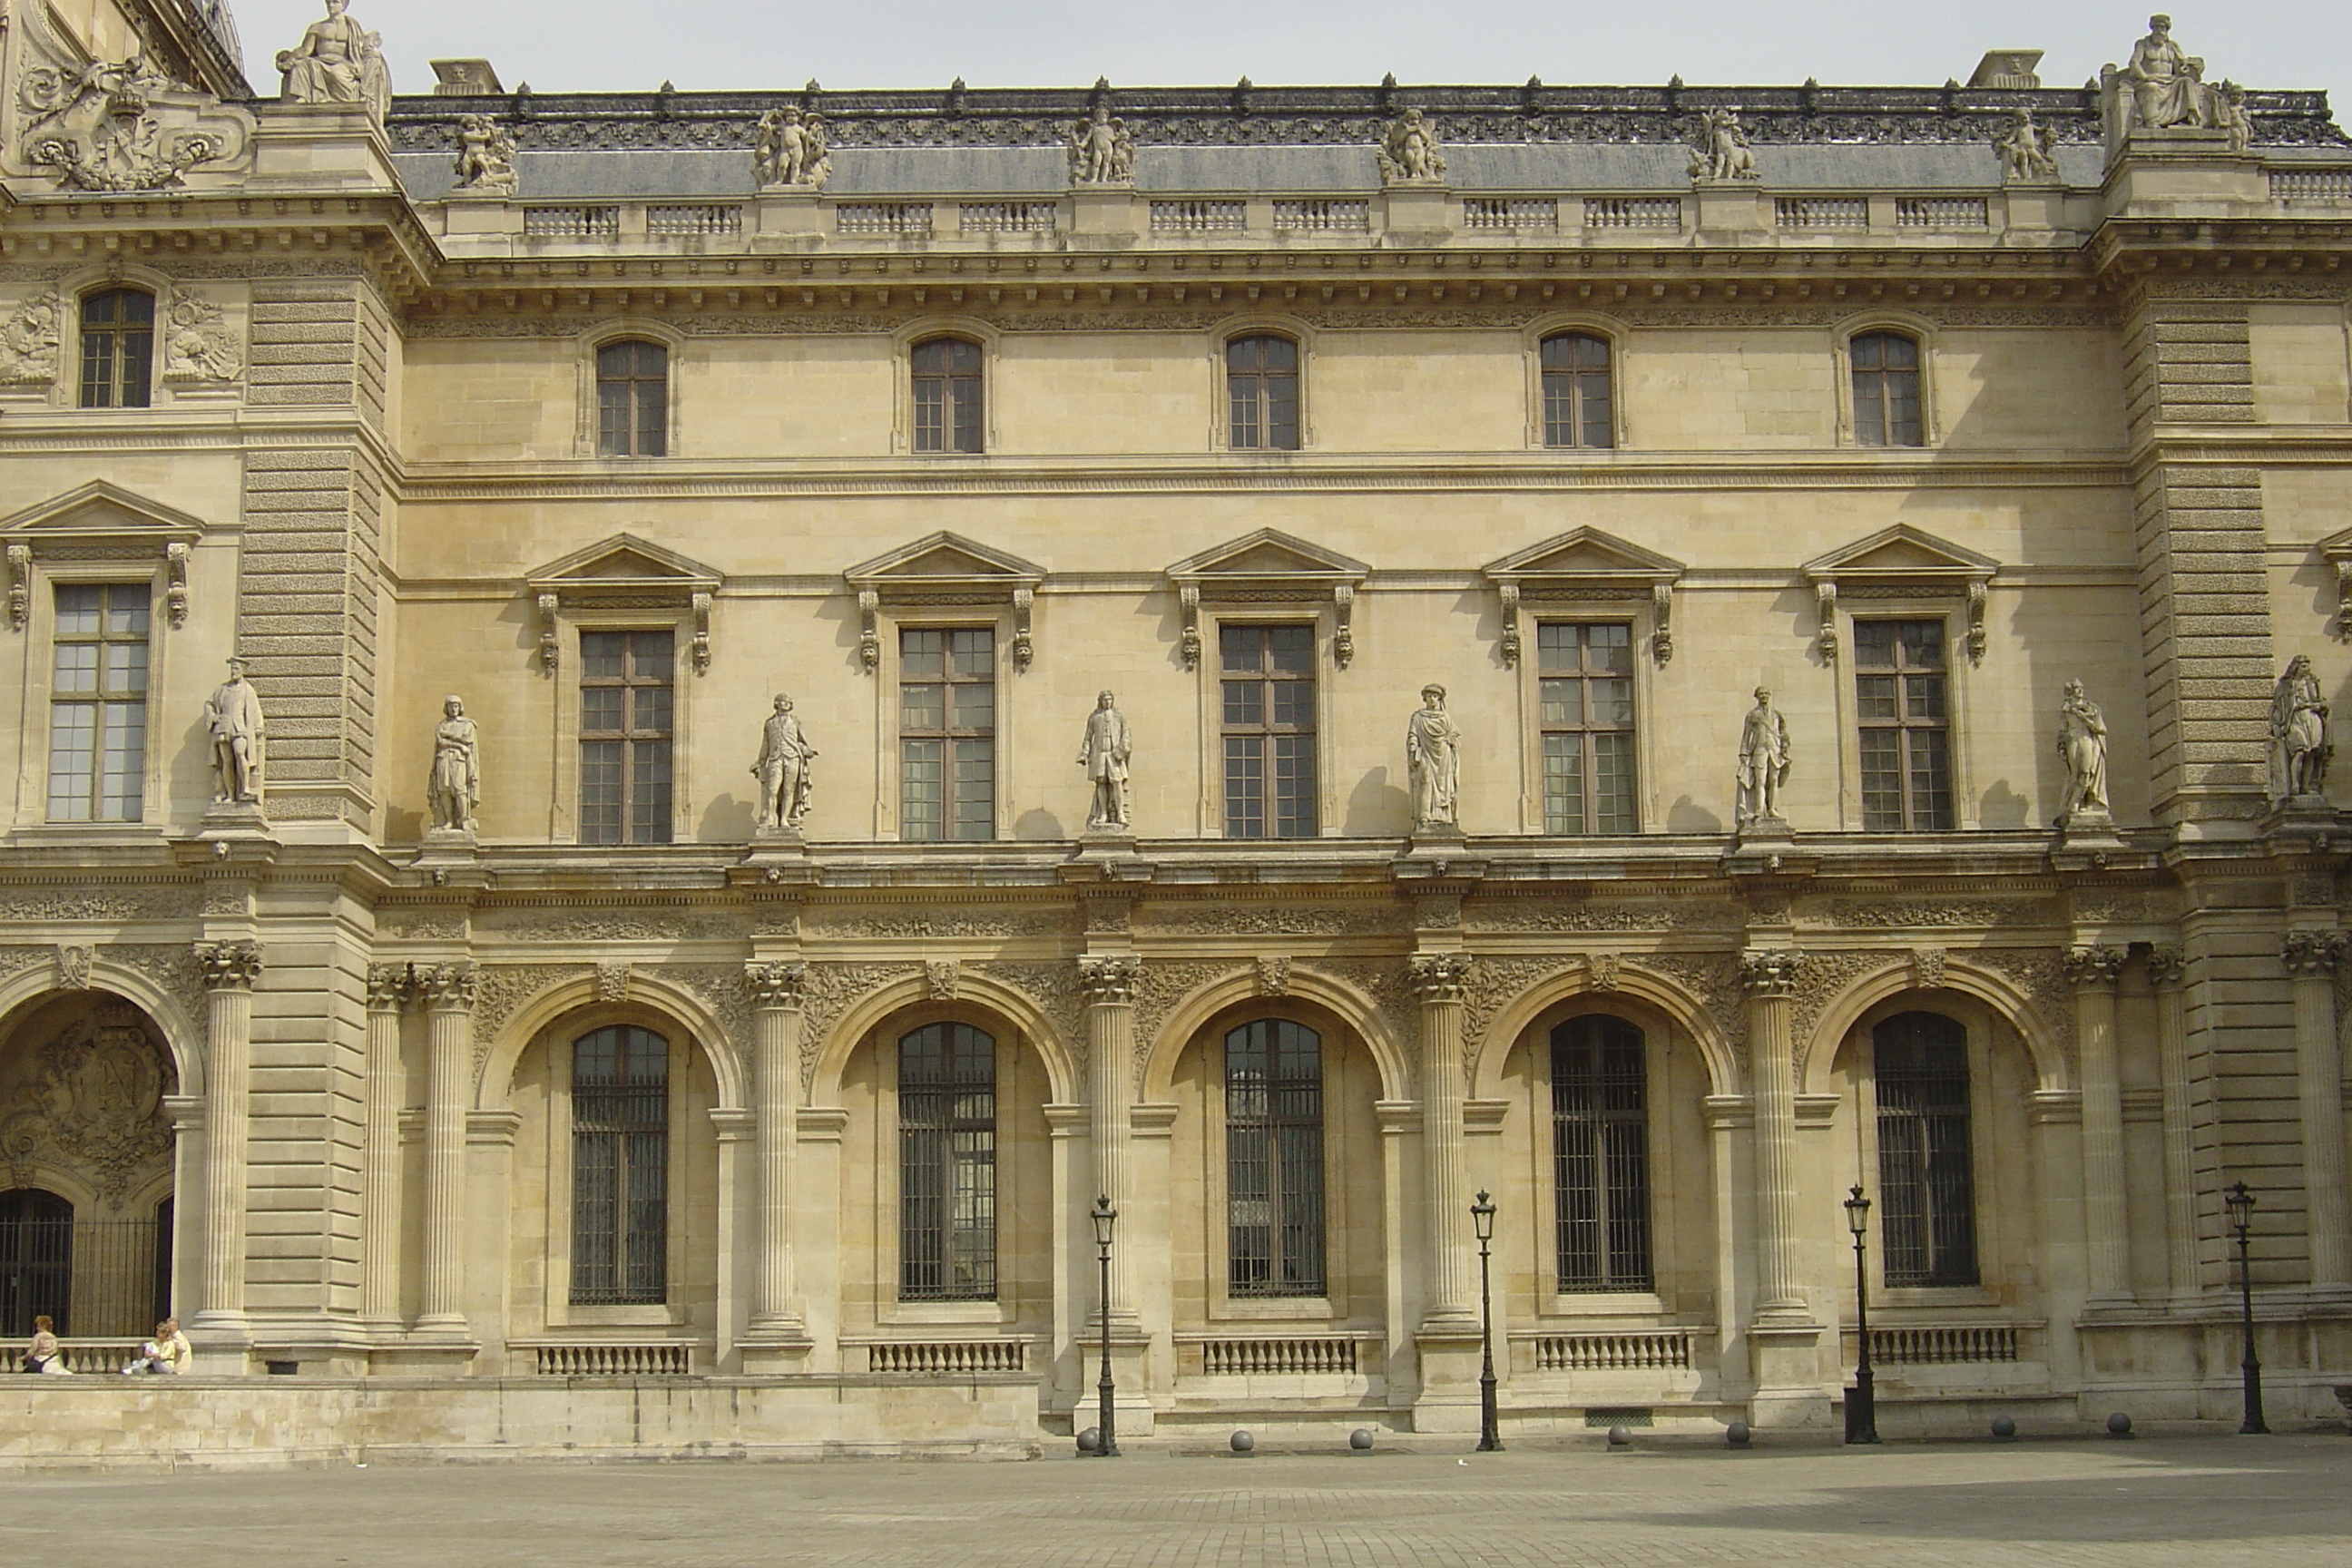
[570,1025,669,1304]
[0,1189,74,1335]
[1551,1015,1651,1290]
[1226,334,1300,451]
[1849,331,1924,447]
[1225,1018,1323,1297]
[898,1022,997,1299]
[79,289,154,409]
[1540,332,1614,449]
[910,337,984,454]
[1872,1012,1978,1286]
[595,338,669,456]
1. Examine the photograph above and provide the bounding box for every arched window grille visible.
[1551,1014,1652,1290]
[1225,1018,1324,1297]
[898,1022,997,1299]
[571,1024,670,1304]
[1872,1011,1979,1286]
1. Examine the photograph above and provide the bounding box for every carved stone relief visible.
[15,54,249,191]
[162,289,243,385]
[803,906,1077,939]
[0,998,176,1203]
[1465,899,1742,933]
[975,960,1087,1077]
[470,965,592,1083]
[1131,960,1250,1090]
[1788,949,1903,1077]
[1642,951,1749,1061]
[925,960,961,1002]
[1826,898,2046,929]
[1973,947,2073,1062]
[797,962,923,1093]
[1255,956,1290,997]
[95,944,204,1035]
[1133,903,1404,936]
[595,962,633,1004]
[0,293,63,388]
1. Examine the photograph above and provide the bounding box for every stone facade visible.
[2,5,2351,1452]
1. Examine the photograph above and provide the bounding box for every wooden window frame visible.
[593,338,671,457]
[896,624,997,844]
[909,336,985,455]
[76,288,154,410]
[1538,330,1617,449]
[576,628,676,846]
[45,582,152,824]
[1217,622,1319,840]
[1853,616,1955,832]
[1534,621,1639,836]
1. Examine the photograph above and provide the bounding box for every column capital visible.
[366,962,412,1012]
[1078,953,1142,1007]
[1407,951,1473,1004]
[1738,948,1802,997]
[193,939,262,992]
[2283,930,2347,977]
[2145,946,2186,989]
[744,959,808,1010]
[419,960,479,1011]
[2063,945,2127,991]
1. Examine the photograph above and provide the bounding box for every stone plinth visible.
[1071,187,1139,240]
[1382,182,1448,236]
[247,103,402,191]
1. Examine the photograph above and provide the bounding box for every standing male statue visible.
[1076,690,1132,832]
[2269,655,2330,800]
[2055,680,2111,824]
[203,657,265,806]
[751,692,818,831]
[427,695,480,833]
[1735,687,1790,828]
[1406,683,1462,830]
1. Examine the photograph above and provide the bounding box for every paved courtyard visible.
[3,1433,2347,1567]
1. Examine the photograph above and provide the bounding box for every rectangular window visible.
[1538,622,1637,835]
[898,1023,998,1300]
[78,289,154,410]
[1220,624,1317,838]
[1227,336,1301,451]
[571,1025,669,1305]
[1850,332,1924,447]
[595,339,669,456]
[899,628,995,841]
[1226,1020,1325,1298]
[578,630,674,845]
[1874,1014,1979,1288]
[48,584,151,822]
[1855,619,1952,831]
[1540,333,1615,449]
[1552,1015,1652,1291]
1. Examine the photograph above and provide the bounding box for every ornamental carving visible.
[805,906,1077,939]
[1408,953,1474,1004]
[744,961,808,1010]
[1255,956,1290,997]
[1078,956,1142,1008]
[1641,952,1749,1060]
[1134,902,1404,936]
[925,960,961,1002]
[471,906,740,942]
[754,106,832,190]
[15,54,246,191]
[1827,898,2045,929]
[453,114,518,196]
[365,963,412,1010]
[2145,946,2186,988]
[1737,949,1803,998]
[654,964,756,1081]
[1685,108,1759,182]
[1788,950,1901,1078]
[54,946,93,992]
[1066,103,1136,185]
[0,999,176,1204]
[378,906,469,940]
[162,289,243,384]
[1456,957,1579,1079]
[470,965,591,1081]
[972,961,1086,1078]
[1132,960,1251,1089]
[1973,948,2073,1058]
[0,293,63,387]
[2063,946,2128,990]
[96,944,205,1034]
[421,962,479,1009]
[1994,110,2060,181]
[798,963,924,1093]
[1465,899,1742,933]
[1375,109,1446,183]
[2283,931,2347,978]
[1911,947,1946,988]
[594,962,632,1004]
[193,940,261,992]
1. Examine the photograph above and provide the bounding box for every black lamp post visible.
[1089,1194,1122,1456]
[2224,1181,2268,1436]
[1471,1189,1502,1453]
[1843,1184,1880,1446]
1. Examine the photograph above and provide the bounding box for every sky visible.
[224,1,2349,103]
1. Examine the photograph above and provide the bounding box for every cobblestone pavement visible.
[4,1434,2349,1568]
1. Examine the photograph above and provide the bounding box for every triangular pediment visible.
[0,480,208,545]
[844,532,1045,594]
[1804,524,1998,584]
[2317,524,2352,563]
[1166,529,1368,587]
[1483,528,1684,589]
[526,534,721,592]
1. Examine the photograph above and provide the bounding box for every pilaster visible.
[416,962,476,1340]
[741,960,812,1364]
[361,964,410,1330]
[2147,947,2202,1301]
[2283,931,2352,1296]
[191,939,260,1357]
[2066,945,2132,1308]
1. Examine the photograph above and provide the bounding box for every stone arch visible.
[809,971,1079,1107]
[477,971,745,1111]
[1799,956,2069,1096]
[1141,965,1410,1103]
[1469,964,1742,1101]
[0,966,200,1101]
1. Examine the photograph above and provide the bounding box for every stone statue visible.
[1406,683,1462,830]
[2122,14,2211,131]
[2269,655,2330,800]
[2055,680,2110,824]
[203,656,264,806]
[2213,80,2253,153]
[1375,109,1446,183]
[1735,687,1789,828]
[1995,111,2061,181]
[754,107,831,190]
[277,0,393,120]
[1686,108,1759,183]
[750,693,818,831]
[453,114,518,196]
[1065,103,1136,185]
[427,696,480,833]
[1076,690,1132,832]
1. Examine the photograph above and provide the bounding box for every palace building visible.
[3,1,2352,1458]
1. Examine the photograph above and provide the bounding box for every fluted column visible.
[191,940,260,1335]
[1740,950,1807,1321]
[744,960,807,1335]
[362,964,410,1328]
[416,962,476,1331]
[1411,953,1476,1327]
[2148,947,2200,1300]
[2284,931,2352,1293]
[2067,946,2132,1305]
[1079,955,1142,1323]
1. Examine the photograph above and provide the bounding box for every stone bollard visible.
[1349,1428,1375,1452]
[1230,1429,1255,1455]
[1607,1426,1633,1450]
[1990,1416,2017,1442]
[2105,1412,2134,1439]
[1725,1421,1751,1449]
[1077,1427,1101,1454]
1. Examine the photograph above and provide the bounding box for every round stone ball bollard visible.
[1607,1426,1634,1450]
[1076,1427,1101,1455]
[1990,1416,2017,1443]
[1724,1421,1751,1449]
[1230,1429,1256,1455]
[2105,1412,2135,1439]
[1348,1428,1375,1452]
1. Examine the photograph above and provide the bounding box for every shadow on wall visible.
[1015,808,1066,839]
[1666,796,1724,833]
[699,793,756,841]
[1979,779,2031,828]
[1344,767,1410,836]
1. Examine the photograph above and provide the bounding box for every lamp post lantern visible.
[1471,1189,1502,1453]
[1843,1184,1880,1446]
[2224,1181,2267,1436]
[1089,1194,1122,1457]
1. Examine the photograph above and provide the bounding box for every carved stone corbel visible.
[1255,956,1290,996]
[690,591,712,673]
[1651,582,1674,665]
[926,958,960,1001]
[1966,580,1988,666]
[5,545,28,632]
[1496,583,1521,669]
[1815,582,1838,662]
[595,961,633,1004]
[166,542,190,628]
[536,593,560,673]
[858,588,881,671]
[1333,583,1356,670]
[1179,583,1201,671]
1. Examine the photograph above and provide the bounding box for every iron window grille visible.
[1873,1012,1980,1288]
[1850,331,1924,447]
[1538,622,1638,834]
[897,1022,999,1300]
[579,630,674,845]
[899,628,995,841]
[48,583,150,822]
[570,1025,670,1305]
[78,289,153,409]
[1540,332,1615,448]
[911,337,985,454]
[1225,1019,1326,1298]
[595,338,669,456]
[1220,623,1318,838]
[1552,1015,1654,1290]
[1227,334,1300,450]
[0,1191,171,1337]
[1855,619,1953,830]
